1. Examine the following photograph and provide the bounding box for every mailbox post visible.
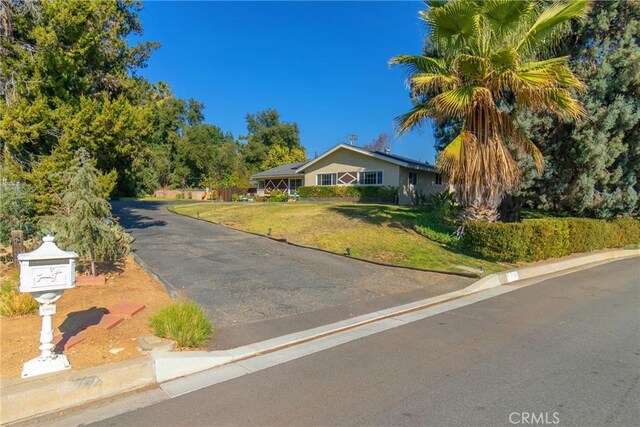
[18,235,78,378]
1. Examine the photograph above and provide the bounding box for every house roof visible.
[295,143,438,173]
[250,162,307,180]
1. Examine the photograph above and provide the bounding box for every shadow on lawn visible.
[328,204,426,227]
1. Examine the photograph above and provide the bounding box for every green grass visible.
[171,202,508,275]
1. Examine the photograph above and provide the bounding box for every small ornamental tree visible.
[51,148,131,276]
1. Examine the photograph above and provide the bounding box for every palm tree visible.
[390,0,589,221]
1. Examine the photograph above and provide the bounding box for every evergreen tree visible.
[0,0,156,199]
[50,148,130,276]
[517,1,640,217]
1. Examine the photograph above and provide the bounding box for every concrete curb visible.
[2,249,638,424]
[150,249,640,384]
[465,248,640,293]
[0,357,156,425]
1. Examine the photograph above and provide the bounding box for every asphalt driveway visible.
[112,200,471,331]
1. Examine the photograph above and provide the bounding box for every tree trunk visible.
[454,203,499,239]
[461,204,500,222]
[498,195,523,223]
[90,249,96,277]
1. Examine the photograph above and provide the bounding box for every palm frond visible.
[516,0,590,54]
[437,130,470,174]
[388,55,447,75]
[542,87,587,118]
[410,73,461,94]
[481,0,534,36]
[489,46,518,70]
[423,0,479,51]
[431,86,492,119]
[393,104,435,135]
[453,54,491,78]
[520,56,570,71]
[547,64,586,90]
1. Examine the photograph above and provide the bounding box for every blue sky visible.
[137,1,438,162]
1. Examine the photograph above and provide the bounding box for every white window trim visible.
[357,170,383,186]
[316,173,337,186]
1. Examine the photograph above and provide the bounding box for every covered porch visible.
[255,176,303,196]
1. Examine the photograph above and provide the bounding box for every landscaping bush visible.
[149,301,212,348]
[464,217,640,262]
[414,211,460,247]
[267,189,288,202]
[0,269,38,317]
[0,181,36,245]
[298,186,397,198]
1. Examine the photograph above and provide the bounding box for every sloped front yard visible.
[171,202,507,275]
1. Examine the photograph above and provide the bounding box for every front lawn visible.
[171,202,507,275]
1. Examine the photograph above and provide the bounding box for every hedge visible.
[464,217,640,262]
[298,186,398,198]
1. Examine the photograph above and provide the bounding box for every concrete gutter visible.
[2,248,638,424]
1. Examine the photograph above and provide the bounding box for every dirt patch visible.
[0,256,172,379]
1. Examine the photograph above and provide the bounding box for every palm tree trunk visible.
[461,204,500,222]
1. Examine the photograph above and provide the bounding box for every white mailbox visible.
[18,235,77,293]
[18,235,78,379]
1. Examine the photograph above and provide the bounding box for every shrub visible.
[267,189,288,202]
[231,193,241,202]
[414,211,460,247]
[464,217,640,262]
[0,269,38,317]
[298,186,397,198]
[149,301,212,348]
[175,193,185,200]
[0,181,36,245]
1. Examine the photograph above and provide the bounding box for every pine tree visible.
[51,148,128,276]
[516,1,640,217]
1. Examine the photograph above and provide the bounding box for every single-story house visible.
[251,143,447,205]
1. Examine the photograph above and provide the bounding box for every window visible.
[290,178,303,191]
[317,173,336,186]
[257,180,265,190]
[358,171,383,185]
[435,174,443,185]
[408,172,417,186]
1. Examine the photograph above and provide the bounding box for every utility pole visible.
[347,134,357,146]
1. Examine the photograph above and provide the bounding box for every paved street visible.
[94,257,640,426]
[111,200,471,332]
